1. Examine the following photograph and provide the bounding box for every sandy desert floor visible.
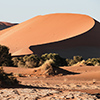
[1,65,100,100]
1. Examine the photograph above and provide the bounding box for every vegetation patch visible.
[1,44,100,68]
[12,53,67,68]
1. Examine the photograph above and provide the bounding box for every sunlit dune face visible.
[0,13,95,55]
[12,47,33,56]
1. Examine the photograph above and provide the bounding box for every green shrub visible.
[38,59,44,66]
[12,57,19,67]
[0,45,13,66]
[41,53,48,61]
[66,56,83,66]
[23,55,29,62]
[25,54,40,67]
[86,58,100,66]
[68,59,76,66]
[66,59,71,66]
[25,61,38,68]
[73,56,83,63]
[41,53,67,66]
[12,53,100,67]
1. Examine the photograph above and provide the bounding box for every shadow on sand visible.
[0,84,56,90]
[1,67,79,89]
[53,66,79,75]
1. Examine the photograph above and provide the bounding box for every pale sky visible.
[0,0,100,23]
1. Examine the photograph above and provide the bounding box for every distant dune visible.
[0,22,17,30]
[0,13,100,59]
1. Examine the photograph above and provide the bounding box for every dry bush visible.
[37,59,56,75]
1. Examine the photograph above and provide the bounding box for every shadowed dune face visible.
[0,13,98,58]
[30,20,100,59]
[0,22,17,30]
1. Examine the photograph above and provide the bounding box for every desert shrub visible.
[0,45,13,66]
[26,54,39,62]
[25,61,38,68]
[12,53,68,68]
[95,63,100,66]
[12,54,40,68]
[23,55,29,62]
[68,59,76,66]
[73,56,83,63]
[12,57,19,67]
[24,54,40,67]
[38,59,44,66]
[18,57,23,61]
[66,56,83,66]
[66,59,71,66]
[41,53,48,61]
[85,58,100,66]
[17,61,25,68]
[41,53,67,66]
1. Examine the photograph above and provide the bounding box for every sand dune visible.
[63,66,100,80]
[70,71,100,80]
[0,21,17,31]
[0,13,100,58]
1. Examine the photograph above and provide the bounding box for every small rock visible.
[51,90,60,94]
[92,79,96,84]
[34,97,40,100]
[76,85,82,87]
[13,90,20,95]
[55,84,60,87]
[95,93,100,99]
[60,96,65,99]
[0,92,4,94]
[66,94,74,99]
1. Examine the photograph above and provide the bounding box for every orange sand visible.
[3,65,100,95]
[63,66,100,80]
[4,65,100,81]
[12,47,33,56]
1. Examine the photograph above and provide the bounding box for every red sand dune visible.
[63,66,100,80]
[0,21,17,31]
[0,13,100,58]
[68,71,100,80]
